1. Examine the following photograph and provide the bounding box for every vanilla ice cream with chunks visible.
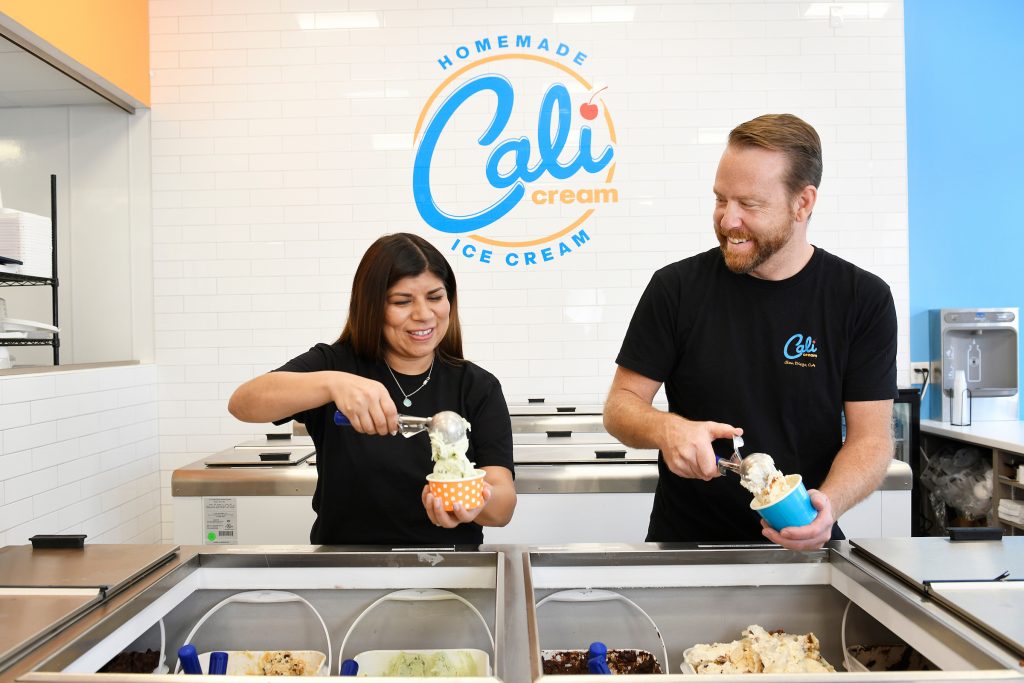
[684,625,835,674]
[739,453,793,506]
[429,416,475,479]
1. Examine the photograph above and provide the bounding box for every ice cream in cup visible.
[739,453,817,531]
[750,473,817,530]
[426,416,485,511]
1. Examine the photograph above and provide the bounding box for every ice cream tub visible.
[543,648,662,675]
[352,648,490,677]
[195,650,326,676]
[749,474,816,530]
[426,469,486,511]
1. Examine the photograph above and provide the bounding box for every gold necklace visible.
[385,357,434,408]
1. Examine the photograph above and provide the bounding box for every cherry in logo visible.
[579,86,607,120]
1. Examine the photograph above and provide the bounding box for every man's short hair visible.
[728,114,822,197]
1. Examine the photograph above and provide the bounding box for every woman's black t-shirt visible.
[273,342,514,545]
[615,247,898,543]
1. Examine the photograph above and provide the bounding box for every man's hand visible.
[659,413,743,480]
[760,489,835,550]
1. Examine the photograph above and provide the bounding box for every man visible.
[604,113,897,550]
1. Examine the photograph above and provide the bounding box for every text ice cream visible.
[684,625,835,674]
[382,650,480,677]
[429,417,474,480]
[739,453,792,506]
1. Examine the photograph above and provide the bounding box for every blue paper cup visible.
[750,474,817,531]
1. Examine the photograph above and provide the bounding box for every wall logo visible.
[413,36,618,268]
[783,333,818,368]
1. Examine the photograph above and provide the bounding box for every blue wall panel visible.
[905,0,1024,417]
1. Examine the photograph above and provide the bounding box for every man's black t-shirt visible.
[274,342,514,545]
[616,247,898,543]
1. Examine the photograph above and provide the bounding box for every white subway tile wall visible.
[150,1,909,542]
[0,365,159,546]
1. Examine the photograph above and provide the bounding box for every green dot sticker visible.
[207,531,217,541]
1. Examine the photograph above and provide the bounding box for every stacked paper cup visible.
[0,208,52,278]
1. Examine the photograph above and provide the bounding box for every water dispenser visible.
[929,308,1019,421]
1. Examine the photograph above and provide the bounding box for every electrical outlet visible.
[910,361,941,383]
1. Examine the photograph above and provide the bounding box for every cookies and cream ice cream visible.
[739,453,792,506]
[382,650,480,677]
[429,417,474,480]
[684,625,835,674]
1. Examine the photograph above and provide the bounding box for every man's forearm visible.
[603,388,668,449]
[820,434,893,519]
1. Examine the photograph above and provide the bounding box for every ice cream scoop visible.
[717,435,757,477]
[333,409,467,443]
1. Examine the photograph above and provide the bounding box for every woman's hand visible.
[421,482,493,528]
[329,371,399,436]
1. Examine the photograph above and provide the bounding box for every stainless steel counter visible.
[173,457,911,497]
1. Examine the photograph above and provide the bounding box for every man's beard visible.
[716,221,793,274]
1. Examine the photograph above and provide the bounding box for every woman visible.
[228,233,516,545]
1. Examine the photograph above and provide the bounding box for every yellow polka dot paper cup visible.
[426,469,487,512]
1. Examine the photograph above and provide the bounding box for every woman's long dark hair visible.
[339,233,463,363]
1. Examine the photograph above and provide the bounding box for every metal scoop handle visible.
[716,435,746,476]
[333,410,428,438]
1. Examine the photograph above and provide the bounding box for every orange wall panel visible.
[0,0,149,106]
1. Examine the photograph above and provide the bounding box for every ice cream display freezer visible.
[3,539,1023,683]
[8,548,505,683]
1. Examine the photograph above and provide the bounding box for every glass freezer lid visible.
[850,537,1024,587]
[925,581,1024,659]
[234,435,313,449]
[204,446,315,467]
[0,588,102,672]
[0,544,179,593]
[513,443,657,463]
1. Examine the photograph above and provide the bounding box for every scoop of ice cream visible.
[429,417,475,480]
[383,651,479,677]
[739,452,792,506]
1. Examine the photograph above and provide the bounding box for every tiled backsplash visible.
[149,1,909,542]
[0,365,159,547]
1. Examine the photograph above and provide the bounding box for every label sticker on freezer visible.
[203,497,238,545]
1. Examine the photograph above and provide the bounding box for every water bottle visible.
[951,369,970,426]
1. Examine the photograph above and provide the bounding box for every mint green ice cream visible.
[429,417,475,480]
[381,650,479,677]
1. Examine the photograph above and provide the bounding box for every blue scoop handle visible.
[334,410,350,426]
[178,645,202,675]
[587,642,610,674]
[208,652,228,675]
